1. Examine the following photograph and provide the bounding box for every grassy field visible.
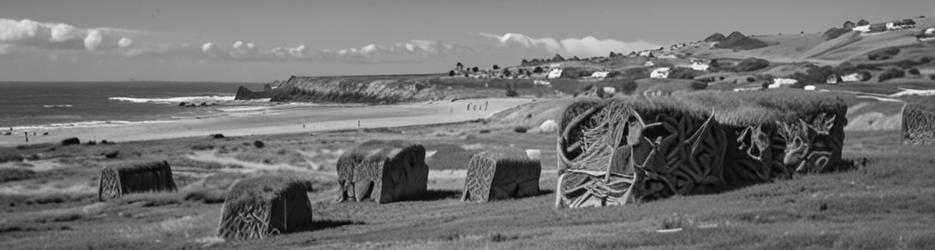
[1,97,934,249]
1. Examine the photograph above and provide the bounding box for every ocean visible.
[0,81,267,130]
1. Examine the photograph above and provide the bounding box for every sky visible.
[0,0,932,82]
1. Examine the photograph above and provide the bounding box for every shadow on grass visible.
[414,189,462,201]
[307,219,363,232]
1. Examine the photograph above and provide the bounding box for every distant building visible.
[773,78,798,85]
[590,71,610,79]
[547,68,563,79]
[826,73,841,84]
[919,28,935,42]
[602,87,616,94]
[886,19,916,30]
[650,67,671,79]
[690,61,710,71]
[841,73,864,82]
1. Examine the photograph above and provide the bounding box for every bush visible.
[823,27,850,40]
[856,64,882,71]
[209,134,225,139]
[714,32,769,50]
[867,47,900,61]
[878,69,906,82]
[908,68,921,75]
[61,137,80,146]
[610,79,638,95]
[513,127,528,133]
[690,81,708,90]
[733,58,770,72]
[668,67,704,80]
[792,65,836,84]
[253,140,265,148]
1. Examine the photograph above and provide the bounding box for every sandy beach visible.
[0,98,531,146]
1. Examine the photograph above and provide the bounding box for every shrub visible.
[823,27,850,40]
[878,69,905,82]
[857,19,869,26]
[867,47,900,61]
[253,140,265,148]
[714,32,769,50]
[513,127,528,133]
[61,137,80,146]
[505,84,519,97]
[733,58,770,72]
[690,81,708,90]
[668,67,704,80]
[209,134,225,139]
[908,68,921,75]
[448,70,455,76]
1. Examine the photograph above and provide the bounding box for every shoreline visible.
[0,98,532,147]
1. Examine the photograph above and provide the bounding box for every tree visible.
[448,70,455,76]
[843,21,856,29]
[533,67,544,73]
[857,19,870,26]
[609,52,616,58]
[521,59,529,65]
[503,68,511,77]
[552,54,565,62]
[472,66,479,73]
[493,64,500,70]
[456,62,464,71]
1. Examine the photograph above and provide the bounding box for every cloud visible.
[478,32,658,57]
[0,18,141,52]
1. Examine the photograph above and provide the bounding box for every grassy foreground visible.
[0,116,934,249]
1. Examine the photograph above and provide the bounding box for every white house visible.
[803,85,817,91]
[591,71,610,79]
[841,73,863,82]
[602,87,616,94]
[767,83,782,89]
[690,61,710,71]
[852,25,871,33]
[773,78,798,85]
[547,68,563,79]
[650,67,671,79]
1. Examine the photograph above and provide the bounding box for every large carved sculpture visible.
[902,103,935,145]
[556,92,847,208]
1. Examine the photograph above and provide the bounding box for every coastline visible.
[0,98,531,146]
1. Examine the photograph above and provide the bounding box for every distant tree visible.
[616,80,638,95]
[571,56,580,61]
[908,68,921,75]
[526,71,532,77]
[493,64,500,70]
[533,66,544,73]
[878,68,905,82]
[503,68,511,77]
[690,81,708,90]
[843,21,856,29]
[552,54,565,62]
[472,66,479,73]
[609,52,616,57]
[521,59,529,65]
[857,19,870,26]
[505,83,518,97]
[448,70,455,76]
[456,62,464,71]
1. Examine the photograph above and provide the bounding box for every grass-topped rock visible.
[217,175,314,240]
[461,149,541,202]
[98,160,178,201]
[335,140,429,203]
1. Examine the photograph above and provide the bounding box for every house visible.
[690,61,710,71]
[826,73,841,84]
[773,78,798,85]
[767,83,782,89]
[853,25,871,32]
[590,71,610,79]
[886,19,916,30]
[602,87,616,94]
[650,67,671,79]
[547,68,563,79]
[638,51,653,57]
[918,28,935,42]
[854,23,887,33]
[841,72,863,82]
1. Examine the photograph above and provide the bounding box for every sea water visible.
[0,81,267,130]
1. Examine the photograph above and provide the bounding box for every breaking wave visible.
[108,95,235,104]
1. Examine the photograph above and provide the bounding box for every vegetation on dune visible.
[867,47,901,61]
[878,68,907,82]
[714,31,770,51]
[732,58,770,72]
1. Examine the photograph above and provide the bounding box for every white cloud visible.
[118,37,133,48]
[478,32,658,57]
[83,29,102,50]
[0,18,142,52]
